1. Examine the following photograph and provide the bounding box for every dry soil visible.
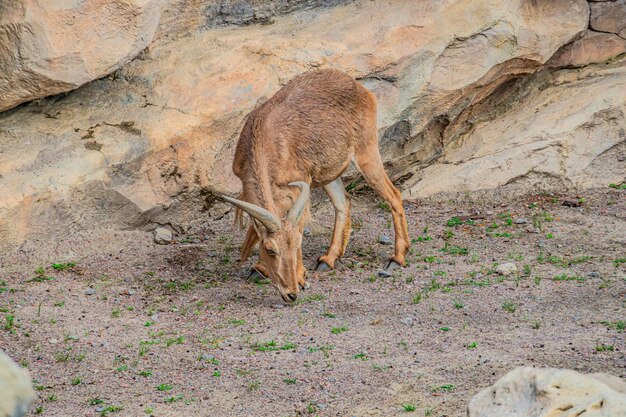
[1,188,624,417]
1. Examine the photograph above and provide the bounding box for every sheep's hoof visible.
[314,261,331,272]
[299,281,310,290]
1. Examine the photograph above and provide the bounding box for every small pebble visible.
[153,227,172,244]
[587,271,599,278]
[514,218,528,224]
[378,269,392,278]
[85,288,95,295]
[400,316,414,326]
[192,238,201,244]
[496,263,517,276]
[303,227,311,237]
[378,235,392,245]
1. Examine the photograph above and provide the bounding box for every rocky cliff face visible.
[0,0,348,112]
[0,0,624,250]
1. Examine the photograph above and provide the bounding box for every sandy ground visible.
[1,188,624,417]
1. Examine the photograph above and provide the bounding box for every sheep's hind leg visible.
[315,178,352,271]
[353,142,409,273]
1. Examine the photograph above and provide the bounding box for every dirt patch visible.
[0,188,624,416]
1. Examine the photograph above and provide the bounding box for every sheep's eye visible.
[266,248,276,256]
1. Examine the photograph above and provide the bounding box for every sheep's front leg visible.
[297,244,309,289]
[315,178,352,271]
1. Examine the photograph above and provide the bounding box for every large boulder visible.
[2,0,621,251]
[0,0,163,112]
[0,350,35,417]
[468,367,626,417]
[0,0,352,113]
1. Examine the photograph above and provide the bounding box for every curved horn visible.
[287,181,310,224]
[221,195,281,233]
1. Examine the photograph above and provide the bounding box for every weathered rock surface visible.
[548,30,626,68]
[156,0,351,39]
[1,0,624,250]
[590,0,626,38]
[468,367,626,417]
[0,0,163,112]
[0,0,352,113]
[0,350,35,417]
[403,59,626,198]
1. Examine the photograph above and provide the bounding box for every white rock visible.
[468,367,626,417]
[0,350,35,417]
[378,235,393,245]
[400,316,414,326]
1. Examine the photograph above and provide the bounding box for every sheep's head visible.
[222,182,309,302]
